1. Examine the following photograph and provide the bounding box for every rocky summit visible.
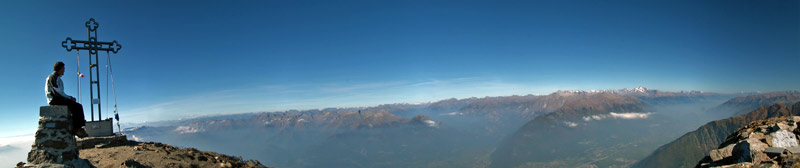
[697,116,800,168]
[17,135,269,168]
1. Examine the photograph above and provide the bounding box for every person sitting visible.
[46,61,88,138]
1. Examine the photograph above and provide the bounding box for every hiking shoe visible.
[75,128,89,138]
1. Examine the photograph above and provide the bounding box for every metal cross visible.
[61,18,122,121]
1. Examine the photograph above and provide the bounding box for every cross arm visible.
[61,37,122,54]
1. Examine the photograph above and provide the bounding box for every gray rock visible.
[732,141,753,163]
[788,147,800,154]
[765,147,785,156]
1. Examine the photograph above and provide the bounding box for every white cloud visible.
[563,121,578,127]
[583,112,653,121]
[440,112,463,116]
[318,81,407,93]
[583,115,606,121]
[609,112,652,119]
[424,120,438,127]
[129,134,142,142]
[174,126,201,134]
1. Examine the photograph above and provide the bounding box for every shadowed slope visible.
[633,102,800,168]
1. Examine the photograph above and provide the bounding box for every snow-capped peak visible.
[634,86,647,93]
[557,86,650,95]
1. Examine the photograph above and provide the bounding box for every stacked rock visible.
[23,106,90,167]
[698,116,800,168]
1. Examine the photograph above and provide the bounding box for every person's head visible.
[54,62,65,76]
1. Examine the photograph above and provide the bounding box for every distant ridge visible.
[125,86,723,128]
[0,145,20,153]
[557,86,724,105]
[711,91,800,116]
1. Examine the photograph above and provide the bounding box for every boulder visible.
[770,130,798,148]
[709,144,734,161]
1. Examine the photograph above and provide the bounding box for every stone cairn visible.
[22,106,91,168]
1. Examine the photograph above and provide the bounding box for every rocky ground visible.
[697,116,800,168]
[18,135,269,168]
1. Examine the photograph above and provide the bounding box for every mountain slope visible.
[632,101,800,168]
[489,93,651,168]
[294,123,483,168]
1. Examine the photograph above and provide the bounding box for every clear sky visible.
[0,0,798,137]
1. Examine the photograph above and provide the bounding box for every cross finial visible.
[110,40,122,54]
[61,37,76,51]
[85,18,99,32]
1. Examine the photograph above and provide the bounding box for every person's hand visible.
[71,97,77,102]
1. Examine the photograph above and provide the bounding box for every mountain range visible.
[710,91,800,116]
[123,87,787,168]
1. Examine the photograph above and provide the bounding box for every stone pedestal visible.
[85,119,113,137]
[23,106,91,168]
[77,135,128,149]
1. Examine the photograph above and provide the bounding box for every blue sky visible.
[0,0,798,137]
